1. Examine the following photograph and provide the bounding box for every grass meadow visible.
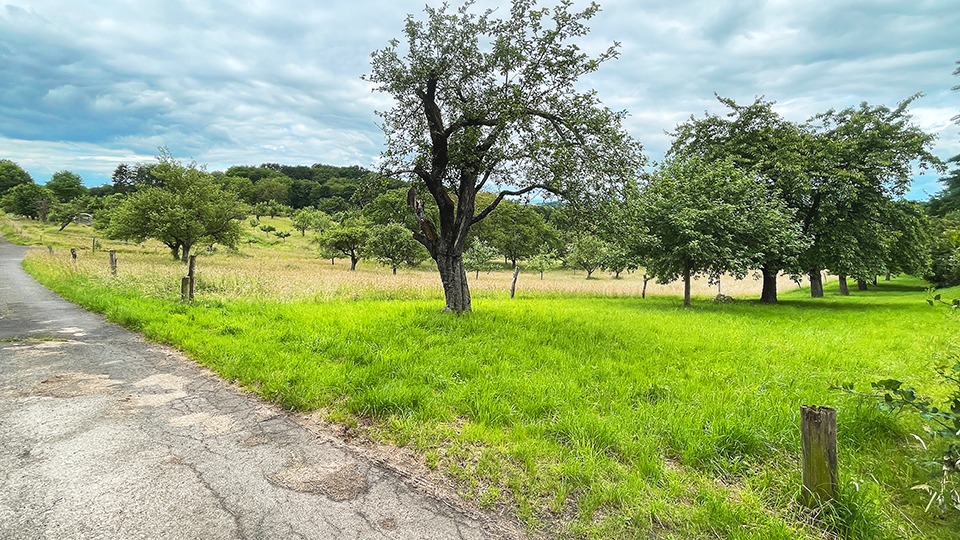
[5,215,960,539]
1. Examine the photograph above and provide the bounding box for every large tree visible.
[45,170,87,202]
[0,159,33,195]
[1,183,55,221]
[367,0,643,312]
[669,96,807,303]
[106,151,245,262]
[632,157,804,307]
[802,97,942,294]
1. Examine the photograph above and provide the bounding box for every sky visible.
[1,0,958,199]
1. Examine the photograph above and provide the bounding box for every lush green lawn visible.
[8,217,960,538]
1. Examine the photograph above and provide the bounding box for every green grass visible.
[8,215,960,538]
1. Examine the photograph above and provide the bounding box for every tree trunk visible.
[885,272,891,281]
[350,256,358,271]
[586,269,594,279]
[683,259,692,307]
[872,276,878,286]
[437,253,471,312]
[809,268,824,298]
[642,274,650,299]
[392,267,397,275]
[760,265,778,304]
[838,275,849,296]
[180,243,192,264]
[857,279,868,291]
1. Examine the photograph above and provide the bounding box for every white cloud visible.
[0,0,956,199]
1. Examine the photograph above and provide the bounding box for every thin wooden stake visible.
[510,266,520,299]
[109,250,117,276]
[801,405,837,506]
[187,255,196,302]
[92,238,97,253]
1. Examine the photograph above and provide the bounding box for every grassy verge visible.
[7,217,959,538]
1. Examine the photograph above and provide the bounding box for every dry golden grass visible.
[8,214,826,303]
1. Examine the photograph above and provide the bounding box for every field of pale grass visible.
[5,214,957,539]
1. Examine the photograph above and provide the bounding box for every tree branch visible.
[472,183,561,225]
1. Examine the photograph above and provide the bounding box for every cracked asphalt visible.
[0,239,520,540]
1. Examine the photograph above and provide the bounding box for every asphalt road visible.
[0,239,517,540]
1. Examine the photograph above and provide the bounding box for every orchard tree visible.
[670,96,807,303]
[567,234,606,279]
[106,151,245,262]
[528,249,559,280]
[1,183,55,221]
[463,238,498,279]
[367,0,643,312]
[319,221,370,270]
[45,170,87,202]
[474,199,557,267]
[368,223,429,274]
[632,157,805,307]
[0,159,34,194]
[801,97,942,294]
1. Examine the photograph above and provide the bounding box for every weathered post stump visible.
[70,248,77,261]
[801,405,837,506]
[188,255,196,301]
[109,250,118,276]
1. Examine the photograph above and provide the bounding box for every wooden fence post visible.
[70,248,77,261]
[510,266,520,299]
[109,250,117,276]
[188,255,196,302]
[92,238,97,253]
[801,405,838,506]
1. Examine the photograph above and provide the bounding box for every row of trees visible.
[606,95,943,306]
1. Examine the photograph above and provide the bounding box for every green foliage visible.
[1,183,55,221]
[318,221,370,270]
[45,170,87,202]
[528,249,559,279]
[462,238,497,278]
[869,362,960,513]
[105,150,245,262]
[632,157,804,304]
[473,199,557,267]
[567,234,606,278]
[366,223,428,273]
[599,242,637,279]
[361,187,419,229]
[0,159,34,194]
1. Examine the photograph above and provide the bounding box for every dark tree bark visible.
[180,242,193,264]
[809,268,824,298]
[885,272,891,281]
[642,274,650,299]
[857,279,868,291]
[349,254,358,271]
[760,265,778,304]
[838,275,849,296]
[683,258,692,307]
[436,253,470,313]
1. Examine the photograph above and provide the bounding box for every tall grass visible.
[9,216,960,538]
